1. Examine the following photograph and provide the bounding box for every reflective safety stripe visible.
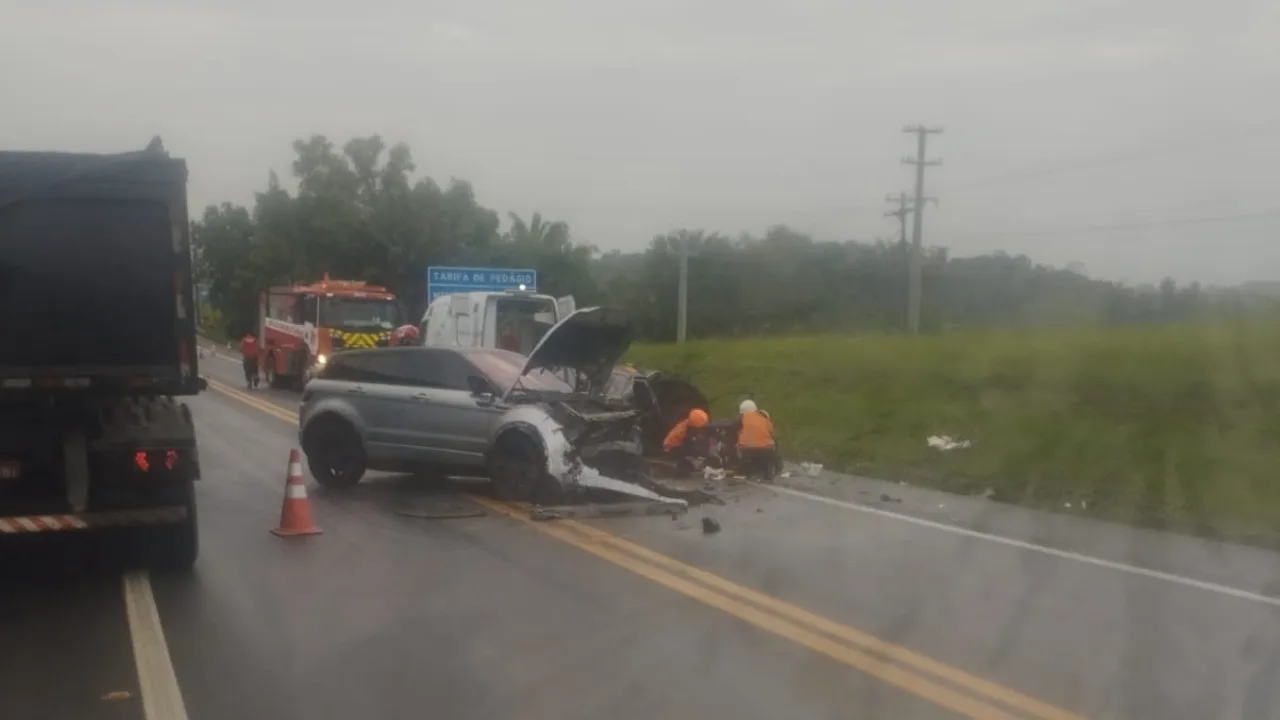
[0,507,187,534]
[3,377,93,389]
[288,462,303,477]
[286,484,308,500]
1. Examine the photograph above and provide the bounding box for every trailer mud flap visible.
[0,506,187,534]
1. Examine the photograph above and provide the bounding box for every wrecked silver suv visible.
[485,307,685,506]
[300,306,689,507]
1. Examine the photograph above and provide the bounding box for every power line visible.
[948,209,1280,242]
[950,118,1280,193]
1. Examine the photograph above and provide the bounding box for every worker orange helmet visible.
[688,408,709,428]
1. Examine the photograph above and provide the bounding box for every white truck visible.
[419,289,576,354]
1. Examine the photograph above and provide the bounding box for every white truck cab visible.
[419,290,576,354]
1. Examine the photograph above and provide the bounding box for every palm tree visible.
[506,212,571,251]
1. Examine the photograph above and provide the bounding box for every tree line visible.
[192,134,1278,342]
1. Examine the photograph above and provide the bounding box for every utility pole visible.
[902,125,943,335]
[884,193,913,246]
[676,233,697,343]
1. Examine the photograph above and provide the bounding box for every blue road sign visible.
[427,266,538,303]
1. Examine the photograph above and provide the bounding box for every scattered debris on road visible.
[701,517,721,534]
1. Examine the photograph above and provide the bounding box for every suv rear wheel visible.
[304,416,366,489]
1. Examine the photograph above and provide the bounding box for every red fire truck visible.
[258,274,401,389]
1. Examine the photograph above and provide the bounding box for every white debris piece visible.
[927,435,971,451]
[703,466,727,481]
[800,462,823,476]
[576,466,689,507]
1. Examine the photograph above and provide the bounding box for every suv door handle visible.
[348,386,366,395]
[412,392,432,402]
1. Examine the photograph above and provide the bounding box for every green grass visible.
[626,321,1280,543]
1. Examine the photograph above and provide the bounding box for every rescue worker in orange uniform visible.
[239,333,260,389]
[663,408,710,475]
[734,399,778,480]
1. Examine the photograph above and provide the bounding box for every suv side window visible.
[349,349,452,389]
[321,354,356,381]
[399,348,463,390]
[433,350,479,392]
[361,351,421,386]
[321,353,378,383]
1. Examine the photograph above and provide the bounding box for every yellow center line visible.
[556,517,1089,720]
[204,377,1087,720]
[473,495,1024,720]
[203,377,299,424]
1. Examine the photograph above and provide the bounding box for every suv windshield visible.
[461,348,573,394]
[321,297,398,330]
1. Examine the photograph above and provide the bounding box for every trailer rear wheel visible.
[151,478,199,573]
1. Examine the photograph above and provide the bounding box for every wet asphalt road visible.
[2,349,1280,720]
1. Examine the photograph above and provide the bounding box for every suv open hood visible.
[504,306,632,400]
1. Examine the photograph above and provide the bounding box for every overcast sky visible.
[3,0,1278,285]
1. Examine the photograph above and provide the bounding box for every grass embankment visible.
[626,321,1280,542]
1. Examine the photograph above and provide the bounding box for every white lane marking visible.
[770,485,1280,608]
[123,571,189,720]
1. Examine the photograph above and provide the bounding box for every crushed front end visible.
[489,398,688,510]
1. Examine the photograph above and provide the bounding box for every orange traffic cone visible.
[271,449,323,537]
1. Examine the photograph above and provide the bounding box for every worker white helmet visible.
[739,399,757,414]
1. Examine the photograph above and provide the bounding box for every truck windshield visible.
[320,297,398,331]
[495,296,557,354]
[0,198,178,368]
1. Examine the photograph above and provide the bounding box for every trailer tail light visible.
[132,449,182,474]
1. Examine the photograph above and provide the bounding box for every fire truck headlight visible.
[316,354,328,366]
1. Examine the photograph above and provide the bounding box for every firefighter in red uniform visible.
[390,324,421,347]
[239,333,260,388]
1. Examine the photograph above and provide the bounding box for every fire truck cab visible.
[258,275,401,389]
